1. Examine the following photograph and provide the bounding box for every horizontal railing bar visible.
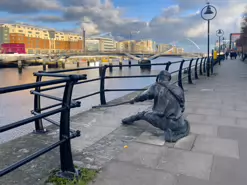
[45,66,101,73]
[40,78,100,92]
[30,91,63,102]
[32,111,77,134]
[182,75,189,80]
[76,78,101,84]
[170,70,180,74]
[105,75,157,79]
[0,139,66,177]
[107,63,168,68]
[105,88,147,92]
[39,103,61,112]
[34,72,87,79]
[0,107,66,133]
[0,79,70,94]
[40,84,66,92]
[73,91,100,100]
[31,111,60,127]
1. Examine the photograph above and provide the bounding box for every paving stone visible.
[91,161,176,185]
[235,118,247,129]
[186,102,235,111]
[194,108,221,116]
[203,115,237,126]
[71,126,116,152]
[210,156,247,185]
[116,142,165,168]
[221,110,247,119]
[135,131,165,146]
[192,136,239,159]
[218,126,247,159]
[235,105,247,111]
[187,114,206,123]
[174,134,196,151]
[190,123,218,136]
[177,175,220,185]
[156,148,213,180]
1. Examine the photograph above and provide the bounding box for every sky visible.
[0,0,246,52]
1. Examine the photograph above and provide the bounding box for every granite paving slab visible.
[156,148,213,180]
[192,136,239,159]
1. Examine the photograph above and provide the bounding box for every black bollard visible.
[109,62,113,73]
[128,60,131,67]
[18,60,22,74]
[43,63,46,71]
[119,61,122,70]
[87,60,90,66]
[99,63,103,76]
[77,61,79,68]
[62,62,65,69]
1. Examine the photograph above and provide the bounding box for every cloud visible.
[0,0,246,52]
[0,0,61,14]
[30,15,65,22]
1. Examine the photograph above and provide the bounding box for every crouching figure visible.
[122,70,190,142]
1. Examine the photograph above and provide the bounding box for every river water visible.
[0,56,193,143]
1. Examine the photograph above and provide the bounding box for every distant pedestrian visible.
[225,52,229,59]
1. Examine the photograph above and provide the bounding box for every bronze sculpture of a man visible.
[122,70,190,142]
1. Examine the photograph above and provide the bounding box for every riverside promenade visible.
[1,58,247,185]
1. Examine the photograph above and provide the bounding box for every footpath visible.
[90,59,247,185]
[0,59,247,185]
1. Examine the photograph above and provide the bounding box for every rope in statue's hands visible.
[92,99,135,108]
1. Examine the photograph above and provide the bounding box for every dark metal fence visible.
[0,73,87,178]
[0,55,220,178]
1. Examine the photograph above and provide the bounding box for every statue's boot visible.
[164,119,190,142]
[122,112,145,125]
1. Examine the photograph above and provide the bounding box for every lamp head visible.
[204,5,214,15]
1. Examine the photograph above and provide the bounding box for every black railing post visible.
[178,60,185,90]
[199,57,203,75]
[33,74,46,133]
[128,60,131,67]
[218,54,221,65]
[100,65,107,105]
[195,58,199,79]
[203,57,206,74]
[165,61,171,71]
[188,58,193,84]
[59,75,79,175]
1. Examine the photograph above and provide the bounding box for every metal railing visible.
[0,73,87,178]
[0,55,220,178]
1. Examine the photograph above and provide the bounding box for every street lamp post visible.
[201,2,217,77]
[216,29,224,54]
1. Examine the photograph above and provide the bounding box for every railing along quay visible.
[0,73,87,178]
[0,55,221,178]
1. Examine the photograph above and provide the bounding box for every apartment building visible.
[158,44,172,53]
[177,47,184,54]
[85,37,116,52]
[85,39,100,52]
[0,23,84,54]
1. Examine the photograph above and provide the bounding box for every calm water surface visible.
[0,56,193,143]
